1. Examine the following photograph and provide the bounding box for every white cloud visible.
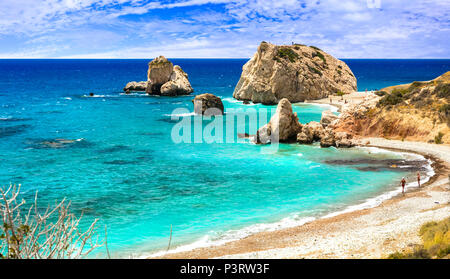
[0,0,448,58]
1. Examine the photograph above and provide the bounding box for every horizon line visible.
[1,57,450,60]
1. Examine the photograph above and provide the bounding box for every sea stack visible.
[233,42,357,104]
[192,93,224,116]
[256,98,302,144]
[123,56,193,96]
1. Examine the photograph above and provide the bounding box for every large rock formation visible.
[233,42,357,105]
[192,93,224,116]
[146,56,174,94]
[334,71,450,144]
[256,98,302,144]
[161,66,193,96]
[320,110,338,126]
[123,56,193,96]
[254,97,355,147]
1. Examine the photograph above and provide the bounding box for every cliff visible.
[335,72,450,144]
[233,42,357,105]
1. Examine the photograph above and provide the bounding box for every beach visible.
[152,103,450,259]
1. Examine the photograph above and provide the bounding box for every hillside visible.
[335,72,450,144]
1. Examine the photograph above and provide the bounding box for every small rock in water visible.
[238,133,251,138]
[192,93,224,115]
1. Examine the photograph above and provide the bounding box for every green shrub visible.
[308,65,322,76]
[312,51,326,64]
[375,91,387,96]
[434,132,444,144]
[408,81,425,90]
[336,90,345,96]
[277,47,299,62]
[378,89,407,107]
[388,217,450,259]
[309,46,322,51]
[435,83,450,99]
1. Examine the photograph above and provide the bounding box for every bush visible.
[434,132,444,144]
[308,65,322,76]
[435,83,450,99]
[375,91,387,96]
[336,90,345,96]
[312,51,326,64]
[388,217,450,259]
[277,47,299,62]
[309,46,322,51]
[378,89,407,107]
[0,184,105,259]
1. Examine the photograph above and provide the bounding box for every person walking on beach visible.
[417,172,421,187]
[401,177,406,195]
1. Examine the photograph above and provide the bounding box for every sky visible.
[0,0,448,58]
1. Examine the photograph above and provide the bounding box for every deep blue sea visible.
[0,59,448,257]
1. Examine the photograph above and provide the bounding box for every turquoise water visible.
[0,59,446,257]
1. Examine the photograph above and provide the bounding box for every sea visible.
[0,59,448,257]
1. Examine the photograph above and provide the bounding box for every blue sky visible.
[0,0,448,58]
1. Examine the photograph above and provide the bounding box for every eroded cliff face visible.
[233,42,357,105]
[334,72,450,144]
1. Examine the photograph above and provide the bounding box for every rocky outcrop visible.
[320,110,338,126]
[233,42,357,104]
[334,131,353,147]
[303,121,324,141]
[123,56,193,96]
[320,129,335,147]
[123,81,147,93]
[192,93,224,116]
[146,56,174,94]
[256,98,302,144]
[160,66,193,96]
[334,71,450,144]
[253,97,354,147]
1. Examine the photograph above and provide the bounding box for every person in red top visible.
[417,172,421,187]
[401,177,406,195]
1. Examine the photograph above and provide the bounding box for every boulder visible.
[320,129,335,147]
[303,121,324,141]
[320,110,338,126]
[296,130,314,144]
[146,56,174,94]
[233,42,357,104]
[256,98,302,143]
[160,66,194,96]
[192,93,224,116]
[334,131,354,147]
[123,81,147,92]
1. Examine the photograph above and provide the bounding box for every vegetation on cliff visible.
[338,72,450,144]
[388,217,450,259]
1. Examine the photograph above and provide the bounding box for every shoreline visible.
[149,138,449,259]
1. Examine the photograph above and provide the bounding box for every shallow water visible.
[0,59,447,257]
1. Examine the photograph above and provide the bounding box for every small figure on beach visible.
[417,172,421,187]
[330,97,332,104]
[401,177,406,195]
[89,92,94,97]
